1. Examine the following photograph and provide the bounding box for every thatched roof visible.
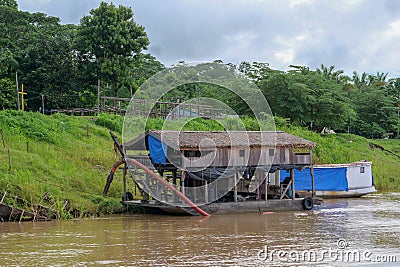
[148,130,316,149]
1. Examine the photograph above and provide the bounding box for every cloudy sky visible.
[17,0,400,77]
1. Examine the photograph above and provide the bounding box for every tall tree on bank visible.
[1,0,81,110]
[0,0,20,109]
[74,2,149,106]
[0,0,17,9]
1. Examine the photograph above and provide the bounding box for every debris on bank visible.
[0,192,64,222]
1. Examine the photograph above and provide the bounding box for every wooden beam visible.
[290,168,295,200]
[234,172,238,203]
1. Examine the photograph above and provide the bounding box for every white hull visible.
[315,186,377,198]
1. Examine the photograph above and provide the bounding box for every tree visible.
[0,0,17,9]
[130,53,164,91]
[0,6,30,109]
[241,61,272,81]
[74,2,149,106]
[0,3,84,110]
[316,64,348,83]
[0,78,14,109]
[352,90,397,138]
[258,65,356,132]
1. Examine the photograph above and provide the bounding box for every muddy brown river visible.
[1,192,399,266]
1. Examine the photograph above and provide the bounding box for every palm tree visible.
[316,64,346,83]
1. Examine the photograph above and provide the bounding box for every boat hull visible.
[123,198,319,215]
[315,186,377,198]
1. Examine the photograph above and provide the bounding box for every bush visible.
[0,110,59,143]
[94,113,123,133]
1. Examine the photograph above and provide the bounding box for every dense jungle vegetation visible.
[1,1,399,138]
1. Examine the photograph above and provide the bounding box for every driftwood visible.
[0,192,60,222]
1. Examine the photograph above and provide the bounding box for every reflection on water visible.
[1,192,400,266]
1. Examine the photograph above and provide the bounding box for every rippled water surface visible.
[1,192,400,266]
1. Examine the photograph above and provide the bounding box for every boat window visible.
[360,167,365,173]
[184,150,201,158]
[269,149,275,157]
[239,149,245,157]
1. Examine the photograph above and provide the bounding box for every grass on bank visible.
[0,111,124,218]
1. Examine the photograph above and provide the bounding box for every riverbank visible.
[0,111,124,218]
[0,111,398,218]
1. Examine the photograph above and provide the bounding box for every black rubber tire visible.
[122,192,134,201]
[302,197,314,210]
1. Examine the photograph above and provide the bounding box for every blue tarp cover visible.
[281,167,348,191]
[148,135,167,165]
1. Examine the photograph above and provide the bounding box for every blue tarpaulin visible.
[281,167,348,191]
[148,135,167,165]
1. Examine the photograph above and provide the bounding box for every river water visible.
[1,192,399,267]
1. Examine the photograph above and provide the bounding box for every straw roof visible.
[149,130,316,149]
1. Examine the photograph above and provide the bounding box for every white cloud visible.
[388,20,400,35]
[289,0,313,8]
[16,0,400,76]
[275,49,294,64]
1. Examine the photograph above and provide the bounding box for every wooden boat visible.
[104,130,322,216]
[287,161,376,198]
[0,203,36,222]
[0,192,59,222]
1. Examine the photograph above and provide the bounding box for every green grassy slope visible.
[0,111,124,218]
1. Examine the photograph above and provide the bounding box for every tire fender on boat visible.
[302,197,314,210]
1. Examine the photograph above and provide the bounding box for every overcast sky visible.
[17,0,400,77]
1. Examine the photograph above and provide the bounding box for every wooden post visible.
[123,163,127,201]
[290,168,295,200]
[26,141,29,153]
[193,179,197,203]
[397,104,399,138]
[8,149,11,171]
[103,83,107,108]
[41,94,45,114]
[0,128,5,148]
[172,170,177,186]
[172,170,177,203]
[310,150,315,197]
[86,125,90,138]
[265,173,268,202]
[310,164,315,198]
[0,191,6,204]
[19,84,27,111]
[181,171,186,197]
[19,210,24,223]
[9,204,14,221]
[234,172,238,203]
[97,79,101,113]
[16,72,20,111]
[205,180,208,203]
